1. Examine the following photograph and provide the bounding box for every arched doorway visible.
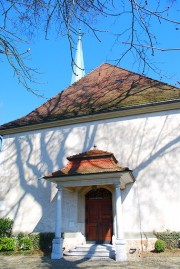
[85,187,113,243]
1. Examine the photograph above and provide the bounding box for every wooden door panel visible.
[99,202,112,241]
[100,224,112,241]
[86,200,99,241]
[88,210,98,222]
[87,224,98,241]
[86,198,112,242]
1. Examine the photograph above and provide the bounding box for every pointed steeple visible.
[71,31,85,84]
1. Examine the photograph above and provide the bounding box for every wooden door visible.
[86,198,113,243]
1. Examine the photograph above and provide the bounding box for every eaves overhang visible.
[44,170,135,190]
[0,99,180,135]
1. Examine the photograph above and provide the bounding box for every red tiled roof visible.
[67,149,118,163]
[1,63,179,130]
[44,149,128,178]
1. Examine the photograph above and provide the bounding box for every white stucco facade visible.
[0,109,180,251]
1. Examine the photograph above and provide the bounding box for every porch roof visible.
[44,149,135,189]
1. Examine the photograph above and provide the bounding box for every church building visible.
[0,35,180,261]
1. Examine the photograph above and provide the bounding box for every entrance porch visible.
[44,149,135,261]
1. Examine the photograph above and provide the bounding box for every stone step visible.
[64,252,115,258]
[69,248,115,252]
[73,245,115,251]
[64,244,115,259]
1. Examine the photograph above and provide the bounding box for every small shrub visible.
[0,218,14,238]
[29,233,54,253]
[29,233,40,250]
[154,231,180,249]
[39,233,54,252]
[39,233,54,253]
[155,239,165,252]
[18,237,32,250]
[0,237,15,251]
[17,232,25,241]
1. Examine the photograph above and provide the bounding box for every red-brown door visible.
[86,199,113,243]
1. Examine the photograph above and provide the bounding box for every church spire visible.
[71,31,85,84]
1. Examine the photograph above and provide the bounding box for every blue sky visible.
[0,3,180,125]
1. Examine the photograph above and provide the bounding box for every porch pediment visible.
[44,149,135,189]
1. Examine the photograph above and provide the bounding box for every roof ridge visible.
[103,62,179,89]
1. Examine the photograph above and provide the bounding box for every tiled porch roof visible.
[44,149,129,178]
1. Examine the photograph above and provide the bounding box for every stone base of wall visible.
[62,232,86,251]
[126,238,157,256]
[124,232,157,254]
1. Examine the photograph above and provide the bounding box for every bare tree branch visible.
[0,0,179,93]
[123,42,180,52]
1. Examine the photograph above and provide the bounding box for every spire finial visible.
[71,29,85,84]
